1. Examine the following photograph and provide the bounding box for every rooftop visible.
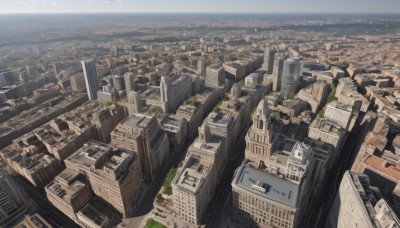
[77,203,109,227]
[192,135,223,155]
[311,118,344,134]
[207,112,232,126]
[66,140,134,184]
[174,155,212,194]
[46,170,87,203]
[364,155,400,181]
[232,165,300,208]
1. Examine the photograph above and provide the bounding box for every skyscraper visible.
[272,54,285,92]
[281,58,300,96]
[81,58,99,100]
[124,72,136,93]
[263,48,276,74]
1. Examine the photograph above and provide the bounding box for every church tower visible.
[245,99,274,166]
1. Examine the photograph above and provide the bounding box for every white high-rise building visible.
[81,58,99,100]
[324,101,353,129]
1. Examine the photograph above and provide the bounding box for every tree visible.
[146,219,166,228]
[162,167,177,195]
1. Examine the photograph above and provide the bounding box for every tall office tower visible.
[281,58,300,96]
[197,59,206,76]
[326,171,400,228]
[81,58,99,100]
[124,72,136,93]
[263,48,277,74]
[272,55,285,91]
[205,65,225,88]
[110,114,170,182]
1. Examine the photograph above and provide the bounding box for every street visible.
[119,139,194,228]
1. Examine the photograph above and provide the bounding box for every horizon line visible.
[0,11,400,15]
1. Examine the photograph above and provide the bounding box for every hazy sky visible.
[0,0,400,14]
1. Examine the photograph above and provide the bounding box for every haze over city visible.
[1,0,400,13]
[0,1,400,228]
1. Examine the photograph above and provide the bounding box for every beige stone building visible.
[308,118,346,150]
[324,101,353,130]
[157,113,188,154]
[233,99,316,228]
[33,118,94,161]
[176,104,203,140]
[110,114,169,182]
[65,140,142,217]
[172,122,225,225]
[76,203,112,228]
[296,80,329,113]
[1,133,63,188]
[232,164,301,228]
[326,171,400,228]
[245,99,274,164]
[45,169,92,222]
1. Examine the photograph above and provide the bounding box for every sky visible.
[0,0,400,14]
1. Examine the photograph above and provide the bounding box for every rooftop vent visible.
[250,181,266,193]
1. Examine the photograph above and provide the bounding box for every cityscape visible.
[1,1,400,228]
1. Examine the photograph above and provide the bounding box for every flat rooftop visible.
[232,165,300,208]
[311,118,343,134]
[174,156,212,194]
[191,135,222,155]
[207,112,232,125]
[46,174,87,203]
[123,114,153,129]
[66,140,134,183]
[78,203,109,227]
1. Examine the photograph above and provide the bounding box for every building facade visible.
[172,122,225,225]
[324,101,353,130]
[272,55,285,92]
[160,74,192,113]
[205,65,225,88]
[64,141,142,217]
[263,48,277,74]
[110,114,169,182]
[281,58,300,97]
[326,171,400,228]
[81,59,99,101]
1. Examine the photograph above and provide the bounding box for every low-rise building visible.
[45,169,92,222]
[1,136,63,188]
